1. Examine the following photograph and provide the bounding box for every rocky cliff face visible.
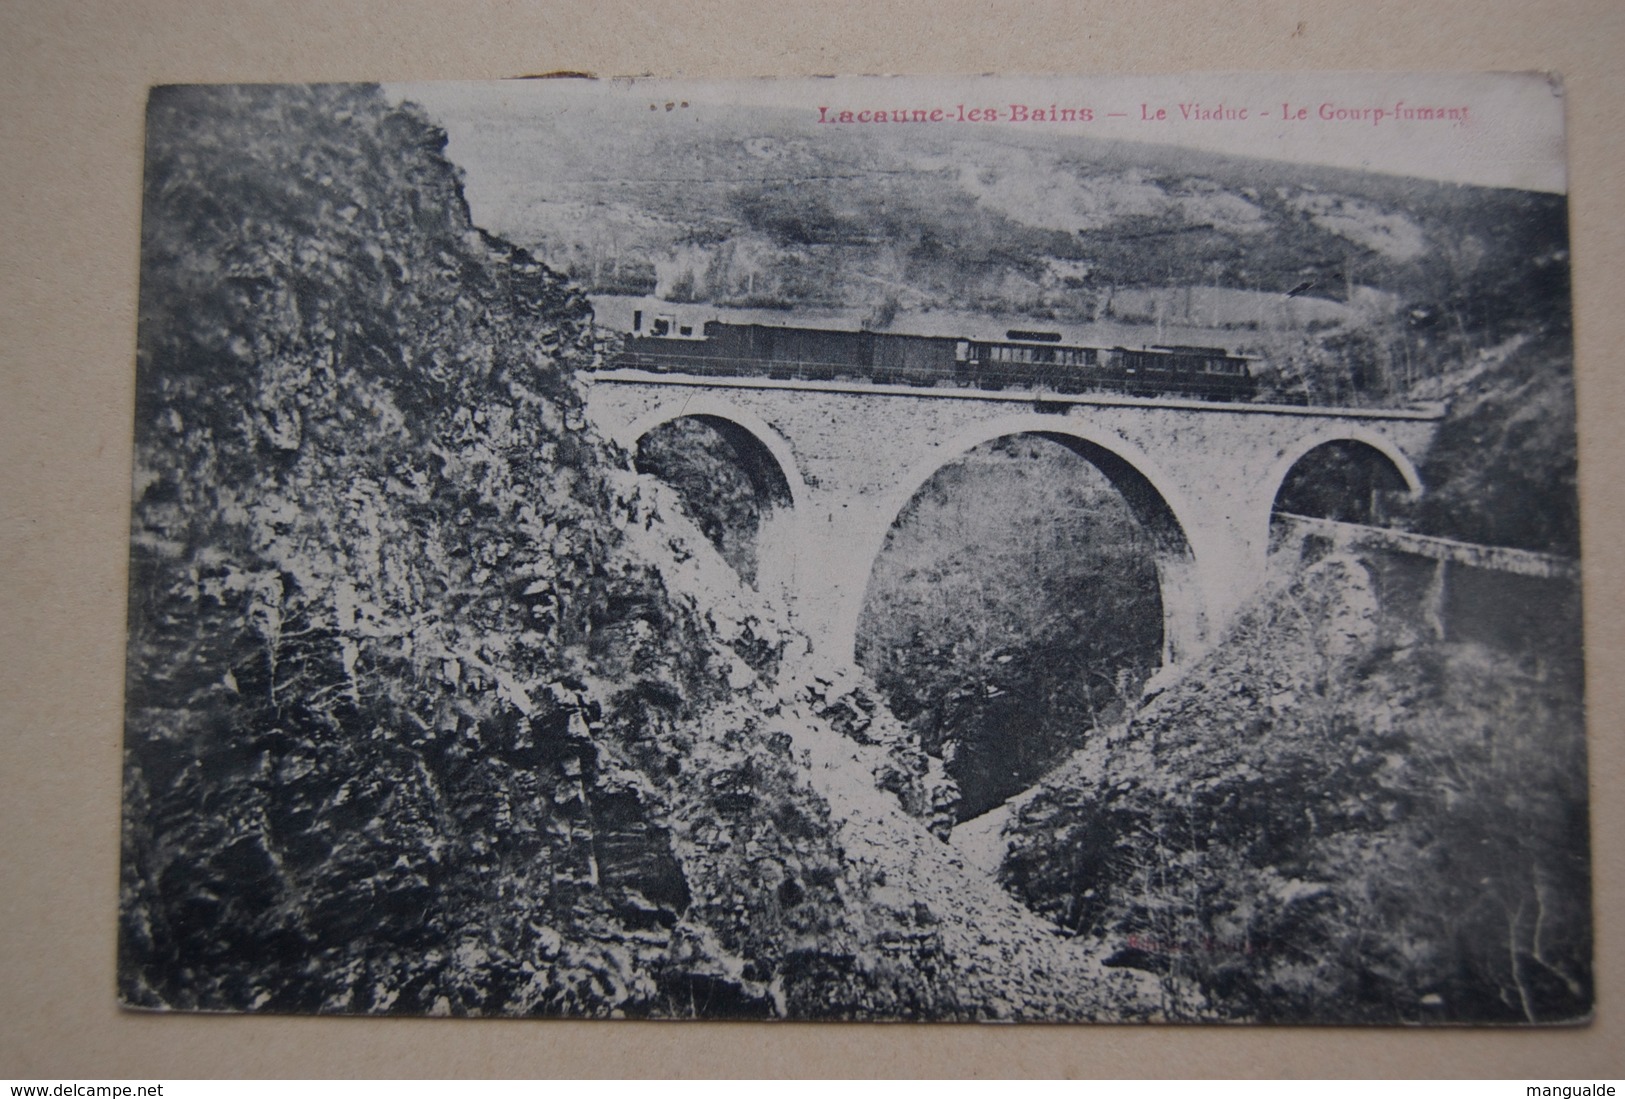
[124,83,850,1016]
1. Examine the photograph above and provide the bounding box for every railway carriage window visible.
[633,310,643,332]
[679,325,693,336]
[652,318,670,336]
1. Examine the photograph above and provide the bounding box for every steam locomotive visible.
[608,315,1257,402]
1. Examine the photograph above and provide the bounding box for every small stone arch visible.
[1264,427,1424,533]
[841,413,1213,670]
[617,397,807,603]
[616,397,808,513]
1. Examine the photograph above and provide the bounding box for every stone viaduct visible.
[581,369,1444,670]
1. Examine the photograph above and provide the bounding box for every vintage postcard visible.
[119,72,1588,1022]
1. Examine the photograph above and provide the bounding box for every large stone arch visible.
[1261,426,1424,536]
[617,397,807,607]
[834,412,1214,671]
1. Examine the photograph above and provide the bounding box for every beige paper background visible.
[2,0,1621,1079]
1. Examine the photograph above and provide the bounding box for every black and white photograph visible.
[117,73,1591,1024]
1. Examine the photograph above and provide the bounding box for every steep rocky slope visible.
[1000,551,1590,1023]
[1405,328,1580,555]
